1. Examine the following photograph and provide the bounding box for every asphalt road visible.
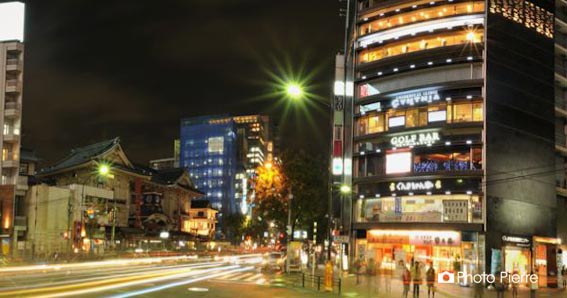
[0,254,327,298]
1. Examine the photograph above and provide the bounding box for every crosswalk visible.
[209,271,267,285]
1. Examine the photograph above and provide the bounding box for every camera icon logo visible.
[438,271,455,283]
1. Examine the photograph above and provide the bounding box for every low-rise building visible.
[183,200,217,240]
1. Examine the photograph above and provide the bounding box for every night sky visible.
[15,0,344,165]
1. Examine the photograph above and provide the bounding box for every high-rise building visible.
[334,0,563,286]
[179,114,272,235]
[0,1,25,256]
[555,0,567,268]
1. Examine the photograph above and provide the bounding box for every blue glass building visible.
[180,116,237,234]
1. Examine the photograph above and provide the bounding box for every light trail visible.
[107,266,254,298]
[0,254,264,297]
[0,261,225,293]
[34,265,245,298]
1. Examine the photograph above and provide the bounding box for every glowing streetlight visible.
[285,82,304,100]
[340,184,351,194]
[98,164,110,177]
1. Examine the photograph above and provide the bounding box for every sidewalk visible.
[338,273,566,298]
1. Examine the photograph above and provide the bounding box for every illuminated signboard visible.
[390,132,440,147]
[367,230,461,246]
[391,90,440,109]
[0,2,25,42]
[389,180,442,192]
[332,157,343,175]
[360,102,381,114]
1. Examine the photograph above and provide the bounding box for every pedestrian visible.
[511,270,519,298]
[473,276,484,298]
[403,265,411,298]
[425,263,436,298]
[562,266,567,289]
[412,261,422,298]
[495,272,505,298]
[530,271,538,298]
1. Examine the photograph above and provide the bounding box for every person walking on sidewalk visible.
[425,264,436,298]
[511,270,519,298]
[412,261,422,298]
[495,272,505,298]
[402,265,411,298]
[562,266,567,289]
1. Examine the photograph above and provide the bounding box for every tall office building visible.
[0,2,24,256]
[179,114,272,235]
[334,0,563,287]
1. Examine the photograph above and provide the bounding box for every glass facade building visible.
[180,116,238,233]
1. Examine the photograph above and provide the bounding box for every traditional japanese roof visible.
[20,147,41,162]
[37,137,141,176]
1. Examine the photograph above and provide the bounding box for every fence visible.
[296,272,342,294]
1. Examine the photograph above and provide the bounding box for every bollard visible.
[338,278,342,294]
[317,276,321,291]
[302,273,305,288]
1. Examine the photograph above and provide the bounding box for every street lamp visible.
[340,184,351,194]
[96,162,117,250]
[285,82,303,100]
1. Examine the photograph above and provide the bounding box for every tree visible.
[223,213,246,244]
[281,150,329,243]
[249,162,288,239]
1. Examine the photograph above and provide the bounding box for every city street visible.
[1,255,567,297]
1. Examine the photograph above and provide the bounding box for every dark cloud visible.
[17,0,343,165]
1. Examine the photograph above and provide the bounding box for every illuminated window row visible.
[358,14,484,48]
[359,1,484,36]
[489,0,553,38]
[355,147,481,178]
[356,101,483,136]
[359,29,483,64]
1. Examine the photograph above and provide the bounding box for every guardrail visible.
[298,273,342,294]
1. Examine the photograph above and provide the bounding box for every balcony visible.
[6,59,23,72]
[2,159,17,168]
[5,80,22,93]
[3,133,20,143]
[4,102,20,119]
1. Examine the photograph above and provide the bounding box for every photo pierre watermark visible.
[437,271,538,284]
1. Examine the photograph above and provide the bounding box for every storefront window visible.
[453,103,473,123]
[357,194,479,224]
[354,230,483,274]
[359,2,485,36]
[359,29,484,64]
[414,151,480,173]
[473,103,483,121]
[356,102,483,136]
[368,115,384,133]
[406,108,419,127]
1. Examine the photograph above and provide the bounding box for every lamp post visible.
[286,190,293,273]
[96,163,115,251]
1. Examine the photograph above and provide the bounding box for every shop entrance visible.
[503,246,531,277]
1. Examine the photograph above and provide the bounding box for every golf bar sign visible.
[390,132,440,147]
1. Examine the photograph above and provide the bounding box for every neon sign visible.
[392,90,440,108]
[390,132,440,147]
[389,180,442,192]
